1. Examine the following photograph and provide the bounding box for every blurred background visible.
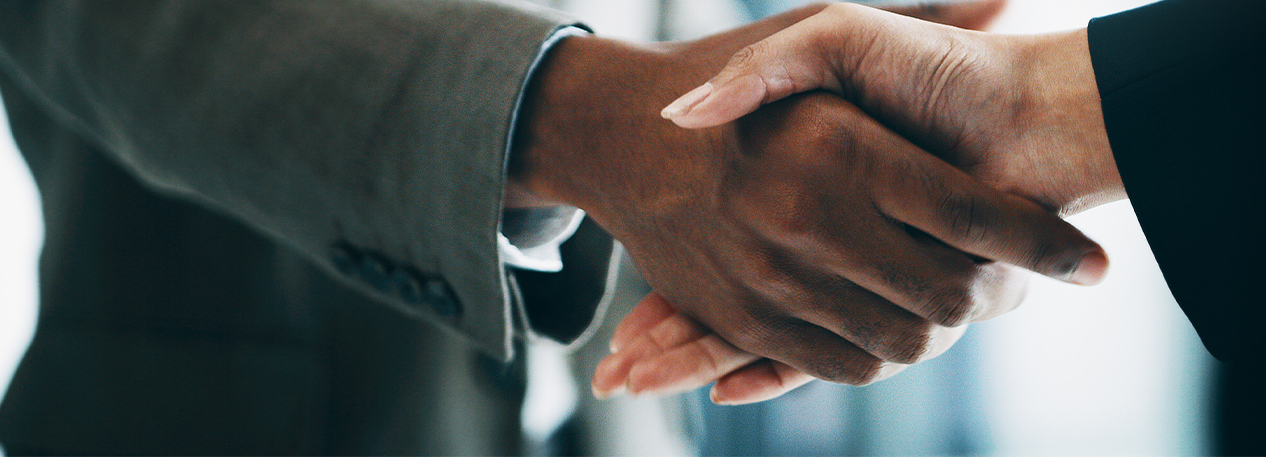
[0,0,1215,455]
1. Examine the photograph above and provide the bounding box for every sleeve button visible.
[393,269,425,307]
[425,279,461,320]
[358,255,394,293]
[330,244,359,277]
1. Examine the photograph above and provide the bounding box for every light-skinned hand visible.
[660,2,1123,216]
[593,292,820,404]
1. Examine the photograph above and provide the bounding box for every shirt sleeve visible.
[499,26,592,273]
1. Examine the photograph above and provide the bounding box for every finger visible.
[592,310,710,398]
[624,334,761,397]
[717,168,1007,329]
[727,318,902,387]
[872,142,1109,286]
[967,261,1030,322]
[609,292,676,353]
[661,9,846,129]
[709,359,816,405]
[803,208,1030,328]
[795,287,971,365]
[719,96,1040,328]
[662,3,934,129]
[798,226,1030,331]
[775,265,970,364]
[663,2,1004,129]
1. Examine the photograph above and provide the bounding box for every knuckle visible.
[879,260,985,328]
[883,320,937,365]
[796,342,887,386]
[994,264,1029,311]
[728,41,770,72]
[740,272,798,310]
[1016,238,1079,279]
[768,112,852,171]
[966,261,1030,317]
[841,358,889,386]
[924,282,976,327]
[803,119,853,155]
[727,308,785,355]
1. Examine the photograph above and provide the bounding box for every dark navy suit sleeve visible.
[1088,0,1266,364]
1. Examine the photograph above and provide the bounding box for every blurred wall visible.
[0,92,40,403]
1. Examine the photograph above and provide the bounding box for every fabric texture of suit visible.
[1088,0,1265,453]
[0,0,629,454]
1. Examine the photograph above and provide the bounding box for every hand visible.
[513,6,1106,386]
[589,1,1046,403]
[609,3,1123,404]
[661,2,1124,216]
[593,292,821,404]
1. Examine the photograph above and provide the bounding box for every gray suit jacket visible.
[0,1,620,454]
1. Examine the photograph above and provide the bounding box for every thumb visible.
[660,16,844,129]
[658,3,897,128]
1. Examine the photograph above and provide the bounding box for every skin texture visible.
[502,0,1010,210]
[662,3,1121,215]
[511,2,1107,390]
[595,292,821,403]
[602,2,1124,404]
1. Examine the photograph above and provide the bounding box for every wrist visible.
[510,36,658,219]
[1022,29,1124,214]
[508,35,723,229]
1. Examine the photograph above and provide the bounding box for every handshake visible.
[509,2,1124,405]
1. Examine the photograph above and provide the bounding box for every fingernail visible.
[593,383,626,400]
[591,357,622,397]
[661,83,713,120]
[709,386,732,405]
[1069,250,1109,286]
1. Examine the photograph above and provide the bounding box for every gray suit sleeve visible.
[0,0,598,360]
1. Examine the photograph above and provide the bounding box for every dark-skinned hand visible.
[510,3,1106,389]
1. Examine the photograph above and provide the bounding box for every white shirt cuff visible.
[500,25,592,273]
[498,208,586,272]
